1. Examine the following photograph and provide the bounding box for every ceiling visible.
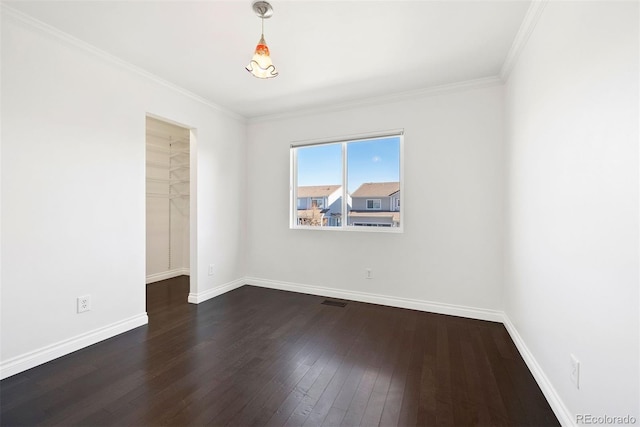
[6,1,532,119]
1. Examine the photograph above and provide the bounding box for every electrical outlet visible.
[365,268,373,279]
[77,295,91,313]
[208,264,215,275]
[570,354,580,389]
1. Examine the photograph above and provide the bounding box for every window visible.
[291,130,403,231]
[311,198,325,209]
[366,199,381,210]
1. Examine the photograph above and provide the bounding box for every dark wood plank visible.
[396,313,430,426]
[379,312,416,426]
[416,313,439,426]
[340,307,394,426]
[0,277,559,426]
[358,312,407,426]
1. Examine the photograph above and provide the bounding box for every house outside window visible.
[296,185,342,227]
[349,182,400,227]
[391,192,400,211]
[291,131,403,232]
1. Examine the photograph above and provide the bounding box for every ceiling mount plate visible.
[252,1,273,19]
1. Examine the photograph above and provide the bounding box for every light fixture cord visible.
[261,16,264,37]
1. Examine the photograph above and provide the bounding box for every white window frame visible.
[290,129,404,233]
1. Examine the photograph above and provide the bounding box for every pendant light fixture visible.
[245,1,279,79]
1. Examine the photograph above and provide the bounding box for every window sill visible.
[290,225,404,233]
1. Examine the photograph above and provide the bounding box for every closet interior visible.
[145,117,190,283]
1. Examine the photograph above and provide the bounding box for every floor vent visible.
[321,300,347,307]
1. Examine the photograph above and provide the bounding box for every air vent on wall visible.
[321,300,347,307]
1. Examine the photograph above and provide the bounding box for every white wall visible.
[246,84,505,315]
[504,1,639,423]
[0,10,246,376]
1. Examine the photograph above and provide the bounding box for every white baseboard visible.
[244,277,503,322]
[502,314,575,427]
[146,268,190,284]
[0,313,148,380]
[187,278,246,304]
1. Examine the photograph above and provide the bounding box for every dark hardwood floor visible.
[1,277,559,426]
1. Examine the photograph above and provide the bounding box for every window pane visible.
[296,143,343,227]
[291,133,402,231]
[347,137,401,228]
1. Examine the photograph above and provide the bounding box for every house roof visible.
[351,182,400,198]
[297,185,341,198]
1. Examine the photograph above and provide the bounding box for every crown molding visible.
[248,75,503,124]
[499,0,548,81]
[3,1,543,125]
[1,4,246,123]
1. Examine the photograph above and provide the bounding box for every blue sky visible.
[297,137,400,193]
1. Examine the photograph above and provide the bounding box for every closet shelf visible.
[146,161,169,169]
[146,161,189,171]
[146,192,190,199]
[147,144,170,154]
[147,129,189,144]
[147,144,189,155]
[146,177,190,184]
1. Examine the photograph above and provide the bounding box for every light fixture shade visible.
[246,35,278,79]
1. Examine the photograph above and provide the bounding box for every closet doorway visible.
[145,116,191,308]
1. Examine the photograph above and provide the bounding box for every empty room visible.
[1,1,638,426]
